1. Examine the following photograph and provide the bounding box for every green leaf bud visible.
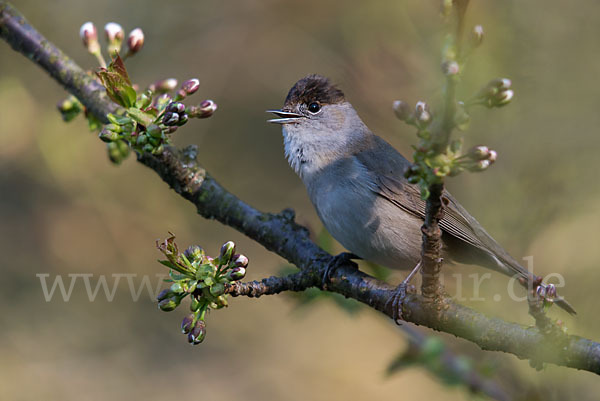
[146,124,162,138]
[184,245,204,262]
[209,283,225,296]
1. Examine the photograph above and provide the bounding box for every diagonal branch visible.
[2,1,600,375]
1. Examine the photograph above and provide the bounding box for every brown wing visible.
[355,135,528,279]
[353,135,575,314]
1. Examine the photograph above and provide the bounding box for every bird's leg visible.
[387,261,421,324]
[323,252,360,289]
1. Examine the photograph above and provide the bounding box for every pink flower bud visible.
[104,22,124,42]
[105,22,124,55]
[127,28,144,54]
[392,100,411,121]
[181,78,200,95]
[80,22,100,53]
[472,25,484,46]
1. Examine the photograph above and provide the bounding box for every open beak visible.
[267,109,304,124]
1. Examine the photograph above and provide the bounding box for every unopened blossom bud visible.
[494,89,513,107]
[536,285,547,298]
[468,145,490,160]
[393,100,411,121]
[227,266,246,281]
[232,254,249,268]
[188,320,206,345]
[181,313,195,334]
[166,102,186,114]
[219,241,235,264]
[170,282,184,294]
[166,126,178,134]
[104,22,124,54]
[181,78,200,95]
[162,112,180,126]
[146,124,162,138]
[176,114,189,126]
[494,78,512,91]
[57,96,83,122]
[151,78,178,93]
[471,25,484,47]
[99,127,119,142]
[209,283,225,296]
[487,149,497,163]
[188,100,218,118]
[158,296,179,311]
[545,284,557,298]
[184,245,204,262]
[135,134,148,146]
[127,28,144,54]
[80,22,100,54]
[415,101,431,125]
[472,159,491,172]
[148,136,161,147]
[442,60,460,76]
[156,288,171,301]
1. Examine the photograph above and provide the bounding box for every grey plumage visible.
[270,74,575,315]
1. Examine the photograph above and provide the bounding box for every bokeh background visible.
[1,0,600,399]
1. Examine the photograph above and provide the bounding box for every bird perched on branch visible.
[268,74,575,315]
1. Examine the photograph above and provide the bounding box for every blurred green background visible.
[1,0,600,399]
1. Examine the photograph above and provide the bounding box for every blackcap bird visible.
[268,74,575,315]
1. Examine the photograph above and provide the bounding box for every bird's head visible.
[268,75,369,178]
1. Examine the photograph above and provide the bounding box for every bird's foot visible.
[386,261,421,324]
[323,252,360,289]
[388,283,408,324]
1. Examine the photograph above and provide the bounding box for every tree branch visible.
[2,1,600,375]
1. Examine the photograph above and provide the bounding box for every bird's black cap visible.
[283,74,345,109]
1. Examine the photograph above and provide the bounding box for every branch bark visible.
[2,1,600,375]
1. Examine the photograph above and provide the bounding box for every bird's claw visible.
[386,283,413,324]
[323,252,359,289]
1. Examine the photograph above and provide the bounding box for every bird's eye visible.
[307,102,321,113]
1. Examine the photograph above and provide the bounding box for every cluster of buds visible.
[162,102,189,127]
[68,21,216,164]
[96,57,215,160]
[460,145,497,172]
[469,78,514,108]
[106,139,131,165]
[393,100,432,130]
[404,142,498,197]
[80,22,145,67]
[156,235,249,345]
